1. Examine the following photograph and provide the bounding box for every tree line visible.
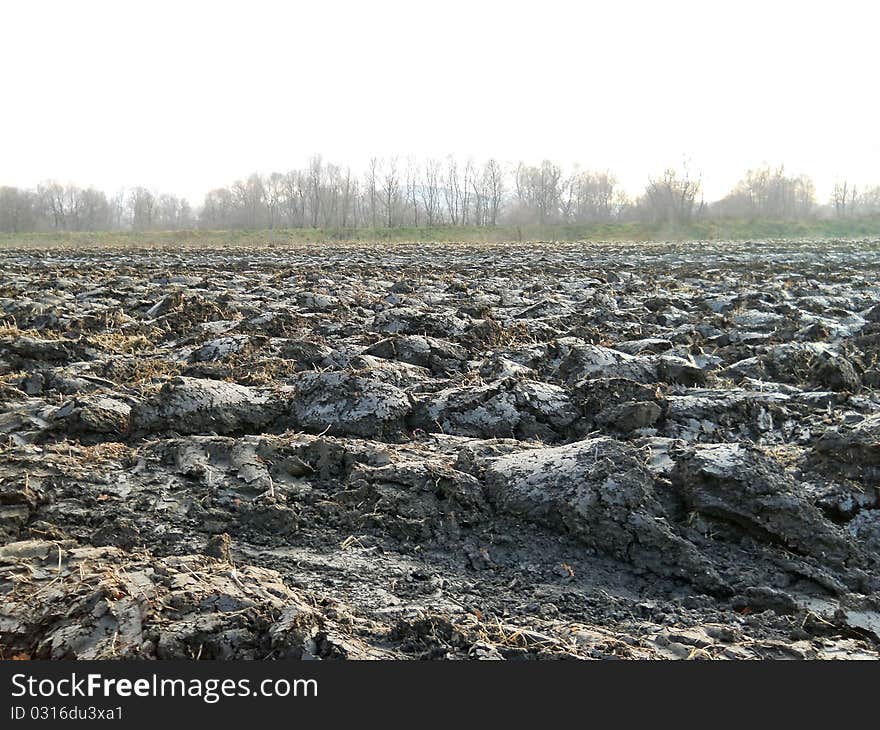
[0,183,193,233]
[2,156,880,233]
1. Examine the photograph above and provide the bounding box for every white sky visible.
[2,0,878,204]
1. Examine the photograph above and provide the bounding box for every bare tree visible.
[484,159,504,226]
[460,158,474,225]
[231,174,265,228]
[340,168,355,228]
[514,161,562,224]
[320,163,342,228]
[281,172,306,227]
[0,187,36,233]
[716,165,815,221]
[200,188,235,228]
[832,181,856,218]
[641,165,701,225]
[263,173,285,229]
[444,155,461,225]
[365,158,379,227]
[381,157,401,228]
[405,157,420,226]
[307,155,323,227]
[854,186,880,216]
[128,187,157,230]
[566,170,617,222]
[421,158,442,225]
[38,182,68,229]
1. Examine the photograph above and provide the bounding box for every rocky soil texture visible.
[2,239,880,660]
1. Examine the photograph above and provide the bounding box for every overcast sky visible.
[2,0,877,204]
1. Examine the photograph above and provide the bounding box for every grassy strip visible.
[2,219,880,248]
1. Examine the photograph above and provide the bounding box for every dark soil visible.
[2,239,880,660]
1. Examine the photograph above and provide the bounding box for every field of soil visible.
[2,239,880,660]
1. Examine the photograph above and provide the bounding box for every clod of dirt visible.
[811,413,880,484]
[0,541,323,660]
[363,334,468,375]
[53,395,132,438]
[288,371,411,438]
[672,443,862,570]
[411,377,580,441]
[480,437,726,592]
[372,306,469,338]
[724,343,861,392]
[132,376,278,435]
[337,460,487,541]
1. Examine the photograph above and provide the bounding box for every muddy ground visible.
[1,239,880,660]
